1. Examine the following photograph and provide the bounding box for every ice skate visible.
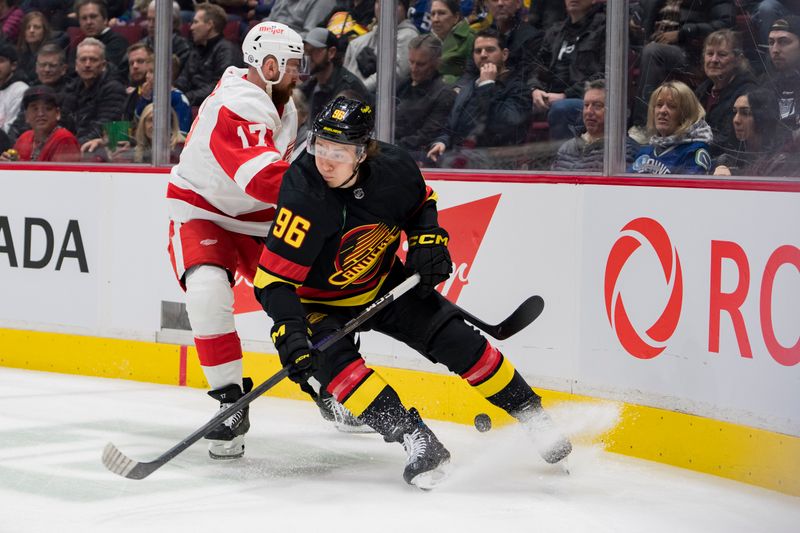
[205,378,252,459]
[514,399,572,466]
[388,408,451,489]
[317,390,375,433]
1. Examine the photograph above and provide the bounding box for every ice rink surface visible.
[1,367,797,533]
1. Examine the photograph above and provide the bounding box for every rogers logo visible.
[604,217,683,359]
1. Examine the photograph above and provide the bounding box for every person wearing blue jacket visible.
[629,81,713,175]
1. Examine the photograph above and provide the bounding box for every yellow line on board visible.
[1,327,797,496]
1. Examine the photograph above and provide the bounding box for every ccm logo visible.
[604,217,682,359]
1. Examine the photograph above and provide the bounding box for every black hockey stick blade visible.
[457,295,544,340]
[101,274,421,480]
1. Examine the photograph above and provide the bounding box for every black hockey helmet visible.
[311,96,374,146]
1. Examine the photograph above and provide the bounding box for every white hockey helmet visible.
[242,21,305,85]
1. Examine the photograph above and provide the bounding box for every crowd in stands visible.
[0,0,797,177]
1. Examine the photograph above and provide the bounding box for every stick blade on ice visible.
[102,442,157,480]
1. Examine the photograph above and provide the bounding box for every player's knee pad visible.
[184,265,235,336]
[426,317,487,375]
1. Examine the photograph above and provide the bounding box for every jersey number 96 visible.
[273,207,310,248]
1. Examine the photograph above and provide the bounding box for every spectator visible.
[135,54,192,134]
[61,37,127,158]
[762,16,800,137]
[291,87,310,160]
[15,11,67,84]
[343,0,418,93]
[121,42,152,123]
[528,0,605,141]
[7,44,71,141]
[695,30,757,156]
[0,85,80,162]
[427,28,531,166]
[267,0,337,38]
[142,0,191,79]
[0,0,23,42]
[175,2,242,106]
[629,0,735,128]
[72,0,130,69]
[552,79,640,172]
[714,88,797,176]
[457,0,541,90]
[429,0,474,84]
[629,80,712,175]
[396,33,456,157]
[112,102,184,163]
[0,42,28,133]
[299,27,369,126]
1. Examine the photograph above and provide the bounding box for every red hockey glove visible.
[271,319,319,383]
[405,227,453,297]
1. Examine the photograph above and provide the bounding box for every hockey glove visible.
[405,227,453,297]
[271,319,319,383]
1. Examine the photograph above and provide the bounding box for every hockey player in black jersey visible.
[253,96,571,488]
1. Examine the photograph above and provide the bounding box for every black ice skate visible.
[316,390,375,433]
[205,377,252,459]
[387,408,451,489]
[514,398,572,465]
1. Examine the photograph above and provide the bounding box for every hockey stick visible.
[446,294,545,340]
[102,273,422,480]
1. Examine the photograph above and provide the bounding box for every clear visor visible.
[306,132,365,163]
[284,55,309,77]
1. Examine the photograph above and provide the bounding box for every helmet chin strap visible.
[256,60,284,88]
[335,160,362,189]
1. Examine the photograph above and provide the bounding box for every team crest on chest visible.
[328,223,399,287]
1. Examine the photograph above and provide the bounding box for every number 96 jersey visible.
[254,141,440,308]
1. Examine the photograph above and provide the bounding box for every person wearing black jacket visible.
[694,30,757,156]
[528,0,606,141]
[395,33,455,159]
[630,0,735,127]
[174,2,242,106]
[253,96,572,489]
[71,0,129,70]
[428,28,531,167]
[61,37,126,159]
[455,0,540,91]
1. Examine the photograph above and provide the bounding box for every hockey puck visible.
[473,413,492,432]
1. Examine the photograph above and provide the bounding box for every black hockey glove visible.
[405,227,453,297]
[271,319,319,383]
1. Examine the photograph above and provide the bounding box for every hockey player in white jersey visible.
[166,21,304,459]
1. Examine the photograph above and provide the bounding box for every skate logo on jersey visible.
[328,223,399,287]
[604,217,683,359]
[200,239,218,246]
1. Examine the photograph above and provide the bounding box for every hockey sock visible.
[327,359,412,437]
[461,342,541,413]
[195,331,244,390]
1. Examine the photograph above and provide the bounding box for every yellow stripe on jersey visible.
[427,189,438,203]
[299,273,388,307]
[474,357,516,398]
[342,372,388,417]
[253,268,301,290]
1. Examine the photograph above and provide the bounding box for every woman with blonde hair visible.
[112,103,185,164]
[629,81,713,175]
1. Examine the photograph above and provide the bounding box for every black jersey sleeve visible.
[253,160,335,323]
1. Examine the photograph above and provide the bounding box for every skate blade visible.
[207,435,244,460]
[410,459,451,491]
[333,421,377,434]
